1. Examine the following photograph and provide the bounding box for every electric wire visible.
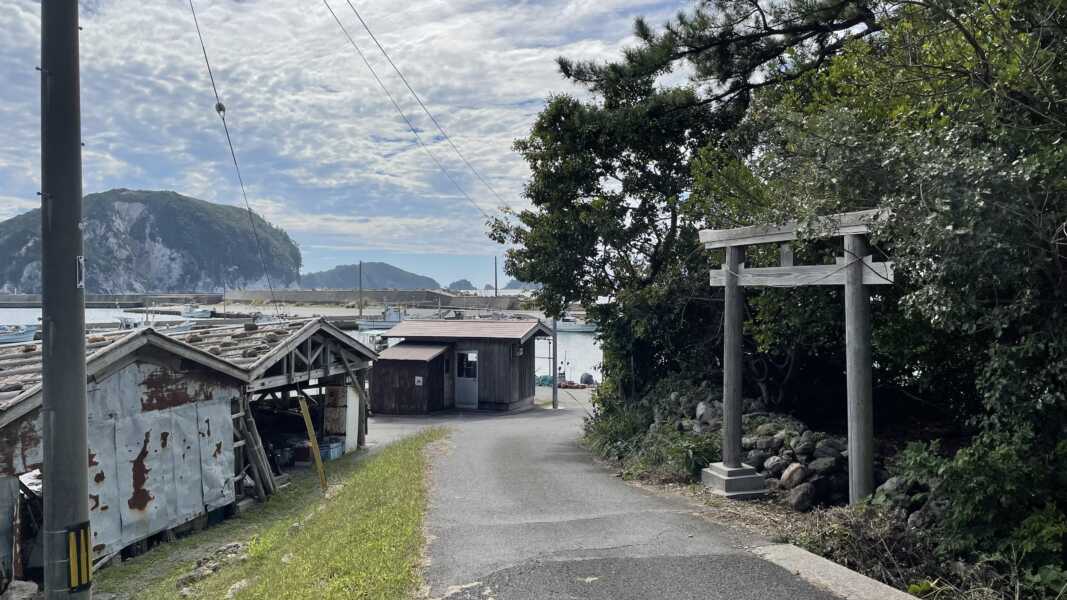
[323,0,492,221]
[188,0,282,316]
[344,0,508,208]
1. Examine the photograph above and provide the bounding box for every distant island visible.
[504,279,542,290]
[0,188,300,293]
[447,279,476,291]
[300,262,440,290]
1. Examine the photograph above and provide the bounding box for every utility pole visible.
[551,319,558,409]
[358,261,363,319]
[40,1,91,597]
[493,256,498,297]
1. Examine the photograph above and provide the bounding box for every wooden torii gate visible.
[698,209,893,504]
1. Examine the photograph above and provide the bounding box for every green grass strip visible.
[95,427,447,600]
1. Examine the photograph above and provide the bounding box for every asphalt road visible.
[369,390,841,600]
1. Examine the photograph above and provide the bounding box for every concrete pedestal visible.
[701,462,768,499]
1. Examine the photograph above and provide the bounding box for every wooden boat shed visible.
[372,320,552,414]
[0,317,375,578]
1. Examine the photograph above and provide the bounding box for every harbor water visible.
[2,308,604,383]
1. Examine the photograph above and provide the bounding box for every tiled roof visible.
[0,317,376,413]
[383,319,551,342]
[377,343,450,362]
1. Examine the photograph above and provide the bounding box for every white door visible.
[455,350,478,409]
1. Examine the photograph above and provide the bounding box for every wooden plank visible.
[246,360,370,392]
[699,209,888,248]
[297,390,328,493]
[708,259,894,287]
[722,246,745,469]
[844,235,874,503]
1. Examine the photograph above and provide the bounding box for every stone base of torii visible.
[698,210,893,504]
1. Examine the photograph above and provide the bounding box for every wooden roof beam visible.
[699,209,889,249]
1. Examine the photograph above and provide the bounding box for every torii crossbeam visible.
[699,209,893,504]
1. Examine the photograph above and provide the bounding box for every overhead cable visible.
[323,0,492,221]
[344,0,508,208]
[188,0,282,315]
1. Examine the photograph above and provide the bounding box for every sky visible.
[0,0,682,288]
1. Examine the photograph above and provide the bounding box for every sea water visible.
[0,307,183,327]
[346,329,603,383]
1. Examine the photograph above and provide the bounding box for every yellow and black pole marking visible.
[66,521,92,592]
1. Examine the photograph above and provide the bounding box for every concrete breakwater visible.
[0,293,224,308]
[223,289,523,310]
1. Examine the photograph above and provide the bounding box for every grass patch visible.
[95,427,447,599]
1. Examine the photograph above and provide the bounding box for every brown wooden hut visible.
[371,320,552,413]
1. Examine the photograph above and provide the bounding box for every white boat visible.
[0,325,38,345]
[555,314,597,333]
[356,306,404,330]
[181,305,213,319]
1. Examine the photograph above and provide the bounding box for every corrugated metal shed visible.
[0,318,377,416]
[377,343,450,362]
[383,319,552,343]
[0,317,378,569]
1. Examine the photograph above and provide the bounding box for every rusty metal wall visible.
[85,361,238,559]
[3,359,240,561]
[196,398,234,511]
[0,411,42,477]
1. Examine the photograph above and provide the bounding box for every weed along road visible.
[381,389,842,600]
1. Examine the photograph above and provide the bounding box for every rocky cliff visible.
[0,189,302,293]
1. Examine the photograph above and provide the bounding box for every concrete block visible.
[702,461,768,499]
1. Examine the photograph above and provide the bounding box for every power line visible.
[322,0,492,221]
[344,0,508,208]
[188,0,282,315]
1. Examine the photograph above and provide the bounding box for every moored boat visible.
[0,325,38,345]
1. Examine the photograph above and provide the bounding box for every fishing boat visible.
[181,304,213,319]
[356,306,405,330]
[0,325,38,345]
[555,313,597,333]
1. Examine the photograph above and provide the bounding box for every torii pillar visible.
[700,244,768,499]
[699,210,892,504]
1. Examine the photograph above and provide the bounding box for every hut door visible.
[455,350,478,409]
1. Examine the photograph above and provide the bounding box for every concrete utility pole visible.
[551,319,558,410]
[493,256,498,297]
[358,261,363,319]
[844,234,874,502]
[40,0,91,596]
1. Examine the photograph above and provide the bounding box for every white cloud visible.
[1,0,680,260]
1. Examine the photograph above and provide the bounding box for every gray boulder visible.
[788,482,817,511]
[877,476,915,497]
[808,456,840,476]
[793,440,816,455]
[756,436,782,451]
[908,498,948,529]
[764,456,789,478]
[780,463,809,489]
[755,423,778,436]
[741,436,758,450]
[817,437,846,452]
[813,445,842,460]
[747,449,770,471]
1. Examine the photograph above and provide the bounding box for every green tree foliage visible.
[501,0,1067,593]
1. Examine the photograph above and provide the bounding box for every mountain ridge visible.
[300,262,440,290]
[0,188,301,293]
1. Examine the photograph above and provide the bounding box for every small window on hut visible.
[457,351,478,378]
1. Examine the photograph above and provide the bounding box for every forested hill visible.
[0,188,301,293]
[300,262,440,290]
